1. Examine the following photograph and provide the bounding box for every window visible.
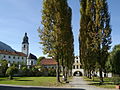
[24,45,26,48]
[4,56,6,58]
[77,65,78,69]
[8,56,11,58]
[22,57,24,59]
[80,65,82,68]
[73,65,75,69]
[13,61,15,64]
[18,57,19,59]
[76,56,78,59]
[76,61,78,63]
[13,56,15,59]
[31,61,33,65]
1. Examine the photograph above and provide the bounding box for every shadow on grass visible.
[88,82,114,86]
[16,80,33,81]
[0,79,7,81]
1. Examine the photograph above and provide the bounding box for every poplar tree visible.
[95,0,111,83]
[79,0,111,82]
[79,0,88,75]
[38,0,74,82]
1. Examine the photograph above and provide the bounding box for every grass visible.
[83,76,116,88]
[0,77,65,87]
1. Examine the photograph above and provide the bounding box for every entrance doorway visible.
[73,71,82,76]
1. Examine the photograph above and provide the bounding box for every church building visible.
[0,33,37,66]
[21,33,37,66]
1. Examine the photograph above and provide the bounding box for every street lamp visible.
[8,63,10,67]
[19,64,21,69]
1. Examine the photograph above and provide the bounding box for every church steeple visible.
[22,33,29,56]
[22,33,29,44]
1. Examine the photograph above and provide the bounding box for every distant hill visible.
[0,41,15,52]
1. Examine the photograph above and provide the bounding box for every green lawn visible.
[0,77,64,86]
[83,76,116,88]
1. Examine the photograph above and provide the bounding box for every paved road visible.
[69,77,115,90]
[0,85,85,90]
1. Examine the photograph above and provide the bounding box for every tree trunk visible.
[89,70,92,79]
[56,59,60,82]
[99,68,103,84]
[65,67,68,83]
[9,75,13,80]
[104,69,107,77]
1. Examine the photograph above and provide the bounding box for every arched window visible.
[24,45,26,48]
[76,61,78,63]
[73,65,75,69]
[77,65,78,69]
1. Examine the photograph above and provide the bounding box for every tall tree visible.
[38,0,74,82]
[79,0,111,82]
[80,0,97,78]
[79,0,88,76]
[95,0,111,83]
[107,45,120,76]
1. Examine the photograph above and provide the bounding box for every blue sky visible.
[0,0,119,58]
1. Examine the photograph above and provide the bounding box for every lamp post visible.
[19,64,21,69]
[8,63,10,67]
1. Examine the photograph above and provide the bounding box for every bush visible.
[112,77,120,85]
[0,60,8,76]
[21,66,30,76]
[48,68,56,76]
[6,66,18,80]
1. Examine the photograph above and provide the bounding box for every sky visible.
[0,0,119,58]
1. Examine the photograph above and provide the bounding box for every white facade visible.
[72,56,84,76]
[0,33,37,66]
[22,43,29,56]
[0,53,27,64]
[27,58,36,66]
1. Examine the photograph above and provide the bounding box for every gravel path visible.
[69,77,116,90]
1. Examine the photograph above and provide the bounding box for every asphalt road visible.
[0,85,85,90]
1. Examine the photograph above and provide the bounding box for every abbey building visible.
[0,33,37,66]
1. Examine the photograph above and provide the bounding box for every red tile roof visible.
[0,50,27,57]
[40,58,57,65]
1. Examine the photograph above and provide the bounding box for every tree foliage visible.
[79,0,111,82]
[6,66,18,80]
[0,60,8,76]
[108,44,120,75]
[38,0,74,82]
[37,56,45,65]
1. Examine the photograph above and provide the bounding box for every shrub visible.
[0,60,8,76]
[112,77,120,85]
[6,66,18,80]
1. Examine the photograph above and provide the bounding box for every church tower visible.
[22,33,29,56]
